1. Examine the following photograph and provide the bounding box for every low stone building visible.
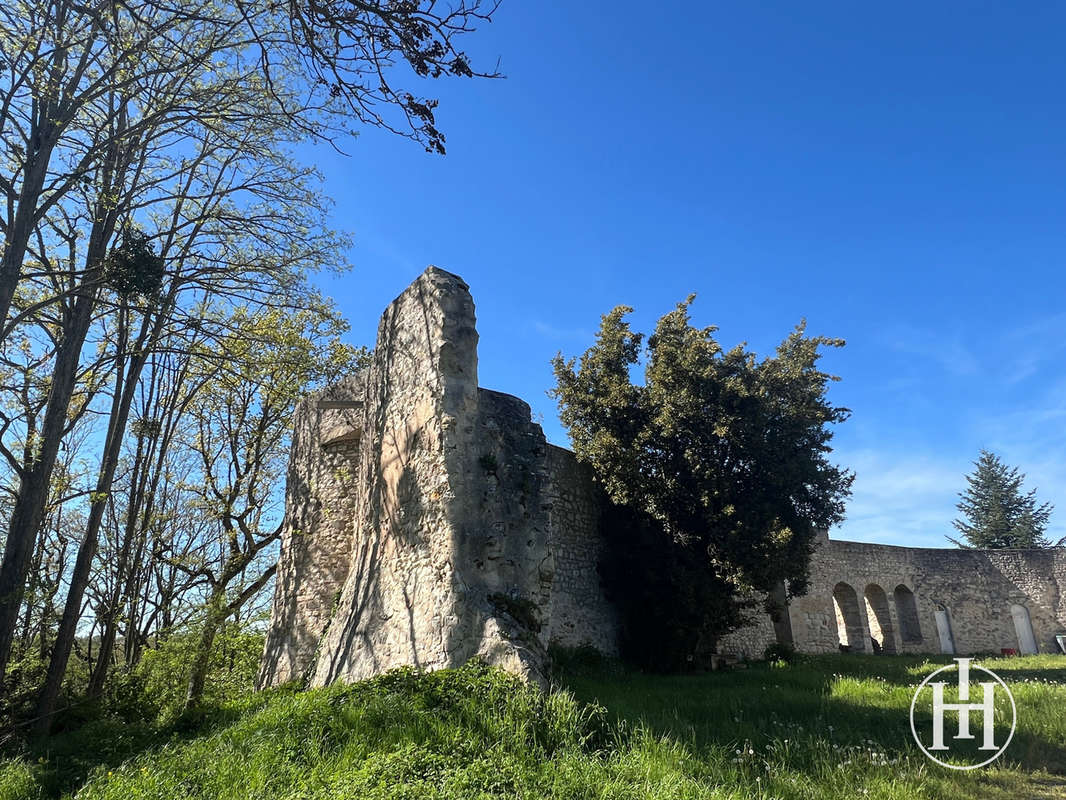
[258,268,1066,688]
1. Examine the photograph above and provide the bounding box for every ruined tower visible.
[258,268,617,688]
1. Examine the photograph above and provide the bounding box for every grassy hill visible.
[2,654,1064,799]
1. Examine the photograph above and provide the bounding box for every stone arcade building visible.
[258,268,1066,688]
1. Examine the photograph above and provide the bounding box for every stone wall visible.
[544,445,618,654]
[261,268,575,689]
[718,531,1066,659]
[257,376,363,688]
[308,266,555,686]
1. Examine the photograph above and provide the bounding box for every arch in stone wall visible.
[832,582,866,652]
[1011,603,1038,654]
[892,584,923,644]
[863,584,897,654]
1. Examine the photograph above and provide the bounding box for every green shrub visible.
[6,655,1066,800]
[763,641,797,664]
[129,623,263,721]
[598,501,747,672]
[72,660,610,800]
[0,759,40,800]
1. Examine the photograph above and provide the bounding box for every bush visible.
[130,623,263,721]
[72,661,611,800]
[0,759,40,800]
[548,644,615,677]
[763,641,796,664]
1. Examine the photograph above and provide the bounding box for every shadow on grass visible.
[559,653,1066,776]
[1,690,286,799]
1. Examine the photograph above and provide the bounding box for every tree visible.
[0,0,502,724]
[950,450,1057,549]
[551,298,853,669]
[0,0,501,688]
[0,0,501,343]
[175,306,365,710]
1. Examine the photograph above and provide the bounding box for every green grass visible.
[2,654,1065,799]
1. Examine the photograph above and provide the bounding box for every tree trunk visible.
[0,281,101,685]
[33,308,151,734]
[87,432,149,698]
[0,129,58,343]
[185,592,225,711]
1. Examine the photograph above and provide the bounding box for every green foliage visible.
[6,656,1066,800]
[69,661,610,800]
[101,230,165,299]
[763,641,797,664]
[551,299,853,665]
[951,450,1057,548]
[598,501,747,671]
[0,758,40,800]
[0,646,92,731]
[562,653,1066,799]
[128,624,264,722]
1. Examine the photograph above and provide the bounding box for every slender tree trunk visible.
[0,280,101,685]
[0,130,58,342]
[87,436,148,698]
[185,590,225,710]
[33,308,153,734]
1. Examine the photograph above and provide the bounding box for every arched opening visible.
[833,582,866,652]
[769,581,794,646]
[893,584,923,644]
[864,584,897,654]
[1011,604,1037,654]
[934,604,956,654]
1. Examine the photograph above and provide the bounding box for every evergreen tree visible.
[551,299,853,668]
[950,450,1057,548]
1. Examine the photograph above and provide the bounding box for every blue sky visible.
[301,2,1066,548]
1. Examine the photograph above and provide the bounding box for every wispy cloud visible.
[833,449,968,548]
[532,320,593,341]
[1002,313,1066,385]
[882,324,981,377]
[834,377,1066,548]
[885,313,1066,385]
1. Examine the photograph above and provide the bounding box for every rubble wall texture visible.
[261,267,562,688]
[544,445,619,654]
[261,267,1066,689]
[257,376,364,688]
[718,531,1066,660]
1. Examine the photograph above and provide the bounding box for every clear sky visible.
[300,2,1066,548]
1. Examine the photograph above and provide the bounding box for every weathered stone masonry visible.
[260,268,1066,688]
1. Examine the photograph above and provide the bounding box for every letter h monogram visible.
[930,658,998,751]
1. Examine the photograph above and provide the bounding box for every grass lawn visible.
[1,653,1064,799]
[562,652,1066,799]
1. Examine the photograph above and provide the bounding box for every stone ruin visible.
[258,268,1066,688]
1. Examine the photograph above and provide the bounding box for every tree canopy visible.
[950,450,1057,549]
[551,298,853,669]
[0,0,502,732]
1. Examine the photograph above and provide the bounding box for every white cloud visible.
[833,384,1066,548]
[832,449,967,548]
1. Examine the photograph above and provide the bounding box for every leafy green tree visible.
[0,0,501,692]
[551,298,853,669]
[950,450,1057,549]
[175,305,366,710]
